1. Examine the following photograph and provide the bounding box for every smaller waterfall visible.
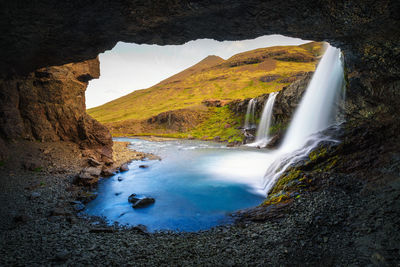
[244,98,256,129]
[248,92,278,147]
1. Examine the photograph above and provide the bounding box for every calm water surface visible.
[85,138,267,232]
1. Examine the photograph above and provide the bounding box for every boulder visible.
[120,163,129,172]
[139,165,149,169]
[132,198,156,209]
[117,176,124,181]
[128,194,155,209]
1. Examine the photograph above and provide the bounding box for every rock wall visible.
[230,73,313,126]
[0,58,113,163]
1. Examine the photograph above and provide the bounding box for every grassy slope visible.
[88,42,324,141]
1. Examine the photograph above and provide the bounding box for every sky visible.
[86,35,309,108]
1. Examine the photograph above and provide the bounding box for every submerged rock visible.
[139,165,149,169]
[128,194,155,209]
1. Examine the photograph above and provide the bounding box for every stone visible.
[72,203,85,212]
[139,165,149,169]
[29,192,41,200]
[132,198,155,209]
[102,168,115,177]
[120,163,129,172]
[82,167,102,177]
[54,250,70,262]
[88,157,101,167]
[128,194,155,208]
[117,176,124,181]
[50,208,72,216]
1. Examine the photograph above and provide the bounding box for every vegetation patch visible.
[188,106,243,142]
[0,161,4,167]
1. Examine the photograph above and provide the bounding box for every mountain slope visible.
[88,42,324,141]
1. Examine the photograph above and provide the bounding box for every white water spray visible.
[248,92,278,147]
[244,98,256,129]
[262,45,345,194]
[207,45,345,196]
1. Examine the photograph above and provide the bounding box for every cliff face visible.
[0,58,113,163]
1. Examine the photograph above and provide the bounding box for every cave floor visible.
[0,138,399,266]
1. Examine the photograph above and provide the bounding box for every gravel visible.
[0,140,399,266]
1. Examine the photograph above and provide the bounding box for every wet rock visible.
[72,203,85,212]
[117,176,124,181]
[132,198,155,209]
[120,163,129,172]
[139,165,149,169]
[74,167,102,186]
[102,168,115,177]
[128,194,155,209]
[132,224,148,234]
[115,192,122,196]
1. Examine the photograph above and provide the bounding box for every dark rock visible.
[72,203,85,212]
[128,194,155,208]
[132,224,149,234]
[54,250,70,262]
[139,165,149,169]
[128,194,139,203]
[117,176,124,181]
[132,198,155,209]
[89,228,115,233]
[120,164,129,172]
[13,214,32,223]
[50,208,72,217]
[115,192,122,196]
[29,192,41,200]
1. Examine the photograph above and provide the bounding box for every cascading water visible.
[247,92,278,147]
[262,45,345,194]
[209,45,345,196]
[244,98,256,129]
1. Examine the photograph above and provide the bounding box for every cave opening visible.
[82,35,346,232]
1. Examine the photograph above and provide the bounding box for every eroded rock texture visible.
[0,58,112,163]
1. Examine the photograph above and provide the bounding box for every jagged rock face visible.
[230,73,312,126]
[0,58,113,163]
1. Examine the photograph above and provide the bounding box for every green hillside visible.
[88,42,324,142]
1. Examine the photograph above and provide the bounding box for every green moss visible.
[309,147,327,162]
[271,169,302,195]
[0,161,4,167]
[269,122,288,135]
[262,193,290,206]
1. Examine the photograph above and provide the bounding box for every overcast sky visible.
[86,35,309,108]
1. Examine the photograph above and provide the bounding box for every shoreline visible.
[0,130,399,265]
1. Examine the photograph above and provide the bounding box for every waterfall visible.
[247,92,278,147]
[207,45,345,197]
[244,98,256,129]
[262,45,345,194]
